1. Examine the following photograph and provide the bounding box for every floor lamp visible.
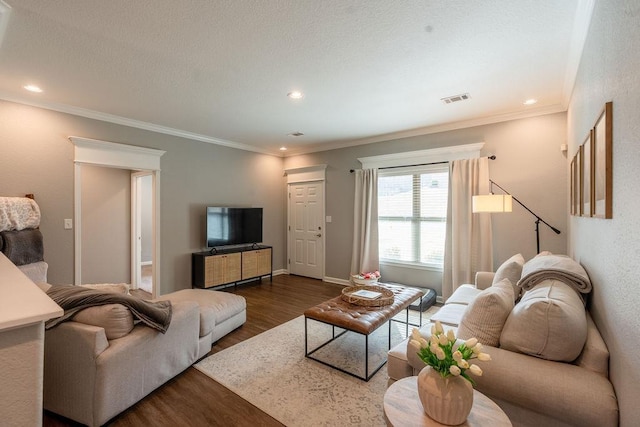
[472,180,561,254]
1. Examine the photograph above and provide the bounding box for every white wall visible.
[567,1,640,425]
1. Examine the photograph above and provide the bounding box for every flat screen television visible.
[206,207,263,248]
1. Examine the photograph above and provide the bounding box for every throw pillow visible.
[492,253,525,301]
[72,304,135,340]
[499,279,587,362]
[457,278,515,347]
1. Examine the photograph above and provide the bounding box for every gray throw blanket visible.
[46,285,172,333]
[517,254,592,294]
[0,229,44,266]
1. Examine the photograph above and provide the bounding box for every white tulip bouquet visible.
[409,321,491,385]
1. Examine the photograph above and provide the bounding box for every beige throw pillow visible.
[73,304,135,339]
[492,253,525,301]
[457,278,515,347]
[500,279,587,362]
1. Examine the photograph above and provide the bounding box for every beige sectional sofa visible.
[42,286,246,427]
[388,253,619,427]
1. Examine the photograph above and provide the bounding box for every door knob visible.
[315,233,322,237]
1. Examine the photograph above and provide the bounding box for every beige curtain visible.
[350,169,379,275]
[442,158,493,299]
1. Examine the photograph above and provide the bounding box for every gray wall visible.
[567,0,640,424]
[284,112,568,294]
[0,100,286,295]
[81,165,131,283]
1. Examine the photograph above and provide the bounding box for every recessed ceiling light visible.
[287,91,304,99]
[287,132,304,137]
[24,84,43,93]
[523,98,538,105]
[279,146,287,151]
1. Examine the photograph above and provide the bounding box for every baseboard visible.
[272,269,287,276]
[323,276,350,286]
[276,271,349,286]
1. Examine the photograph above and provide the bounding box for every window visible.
[378,164,448,269]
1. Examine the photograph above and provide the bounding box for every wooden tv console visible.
[192,245,272,289]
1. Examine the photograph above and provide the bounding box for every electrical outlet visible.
[64,219,73,229]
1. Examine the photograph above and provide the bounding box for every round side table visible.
[384,377,511,427]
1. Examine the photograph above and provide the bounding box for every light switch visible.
[326,216,332,223]
[64,219,73,229]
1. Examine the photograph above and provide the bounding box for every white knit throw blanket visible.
[517,254,592,294]
[0,197,41,232]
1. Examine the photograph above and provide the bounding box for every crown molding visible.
[283,104,566,157]
[0,93,282,157]
[2,94,565,159]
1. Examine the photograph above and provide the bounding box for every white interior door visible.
[288,182,324,279]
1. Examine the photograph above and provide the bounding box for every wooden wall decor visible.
[570,156,577,216]
[592,102,613,218]
[570,102,613,218]
[581,131,593,217]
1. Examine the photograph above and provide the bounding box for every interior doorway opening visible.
[132,172,154,294]
[71,136,165,297]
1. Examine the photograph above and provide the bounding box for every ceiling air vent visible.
[441,93,471,104]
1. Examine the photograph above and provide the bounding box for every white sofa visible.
[1,197,248,426]
[42,287,246,427]
[388,254,619,427]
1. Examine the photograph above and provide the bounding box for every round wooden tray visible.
[341,285,395,307]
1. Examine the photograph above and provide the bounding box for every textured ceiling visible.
[0,1,592,156]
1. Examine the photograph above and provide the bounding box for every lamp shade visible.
[472,194,513,213]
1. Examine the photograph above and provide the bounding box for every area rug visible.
[194,306,439,426]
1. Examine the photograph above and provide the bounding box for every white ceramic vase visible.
[417,366,473,425]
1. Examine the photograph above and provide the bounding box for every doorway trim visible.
[284,165,327,279]
[70,136,165,296]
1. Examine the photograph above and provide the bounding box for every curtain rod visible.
[349,155,495,173]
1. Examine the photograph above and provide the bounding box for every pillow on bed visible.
[80,283,130,295]
[72,304,135,339]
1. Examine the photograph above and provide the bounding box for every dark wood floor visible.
[43,275,345,427]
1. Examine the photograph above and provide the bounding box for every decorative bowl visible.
[351,275,380,285]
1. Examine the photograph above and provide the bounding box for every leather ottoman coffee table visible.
[304,283,423,381]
